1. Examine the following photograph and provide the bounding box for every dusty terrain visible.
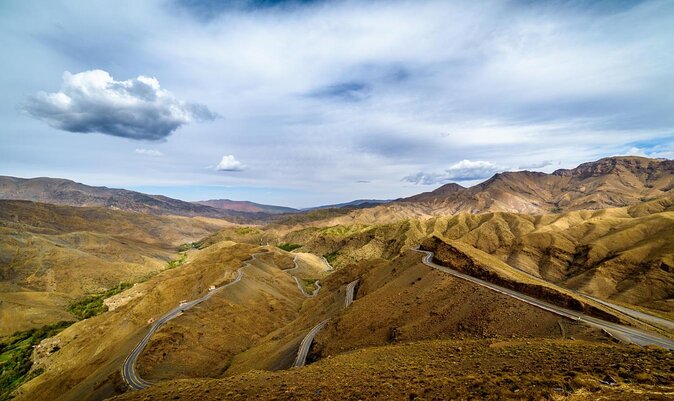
[136,250,307,380]
[278,197,674,319]
[111,339,674,401]
[10,242,259,401]
[0,200,228,334]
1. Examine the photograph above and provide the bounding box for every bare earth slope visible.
[0,200,227,334]
[194,199,297,214]
[279,197,674,318]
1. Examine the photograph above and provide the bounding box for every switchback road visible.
[122,252,263,390]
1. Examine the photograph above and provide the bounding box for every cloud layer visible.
[24,70,216,140]
[2,0,673,207]
[404,160,502,185]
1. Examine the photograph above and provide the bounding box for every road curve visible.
[122,252,263,390]
[504,258,674,331]
[416,250,674,350]
[287,254,322,297]
[293,278,361,368]
[293,319,329,368]
[345,279,359,308]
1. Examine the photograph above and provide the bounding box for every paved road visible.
[416,250,674,350]
[122,253,263,390]
[345,279,359,308]
[287,255,321,297]
[293,319,329,368]
[293,278,361,368]
[504,258,674,331]
[582,294,674,331]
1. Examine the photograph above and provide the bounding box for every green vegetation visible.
[235,226,259,235]
[167,252,188,269]
[277,243,302,252]
[323,251,338,264]
[67,282,132,320]
[301,278,318,294]
[0,321,73,401]
[177,242,199,252]
[320,224,371,238]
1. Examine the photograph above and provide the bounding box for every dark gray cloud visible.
[24,70,216,141]
[174,0,323,19]
[308,81,370,102]
[403,160,502,185]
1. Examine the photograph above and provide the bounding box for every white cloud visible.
[24,70,216,140]
[403,160,502,185]
[135,148,164,157]
[216,155,244,171]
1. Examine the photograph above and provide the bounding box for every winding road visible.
[345,279,359,308]
[417,250,674,350]
[122,252,263,390]
[292,320,329,368]
[293,278,361,368]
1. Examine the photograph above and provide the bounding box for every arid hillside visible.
[277,197,674,318]
[0,200,228,334]
[194,199,297,214]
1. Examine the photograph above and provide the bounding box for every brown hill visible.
[195,199,297,214]
[276,197,674,319]
[0,200,228,334]
[0,176,243,219]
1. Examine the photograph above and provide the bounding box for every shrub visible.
[277,243,302,252]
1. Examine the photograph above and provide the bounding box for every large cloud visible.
[403,160,502,185]
[24,70,216,140]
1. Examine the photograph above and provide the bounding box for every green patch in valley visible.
[323,251,338,264]
[0,321,73,401]
[167,252,188,269]
[277,243,302,252]
[67,282,132,320]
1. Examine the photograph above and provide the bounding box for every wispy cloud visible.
[135,148,164,157]
[2,0,673,206]
[403,160,503,185]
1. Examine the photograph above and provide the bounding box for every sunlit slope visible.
[280,197,674,316]
[11,242,259,401]
[0,200,227,334]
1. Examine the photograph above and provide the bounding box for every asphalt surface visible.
[292,319,329,368]
[503,257,674,331]
[416,250,674,350]
[121,252,263,390]
[293,278,361,368]
[345,279,359,308]
[288,254,321,297]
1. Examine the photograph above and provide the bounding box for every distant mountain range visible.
[302,199,391,211]
[0,176,234,219]
[194,199,298,214]
[400,156,673,213]
[2,157,671,223]
[316,156,674,225]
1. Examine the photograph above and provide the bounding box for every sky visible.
[1,0,673,208]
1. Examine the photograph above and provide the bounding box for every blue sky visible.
[1,0,673,208]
